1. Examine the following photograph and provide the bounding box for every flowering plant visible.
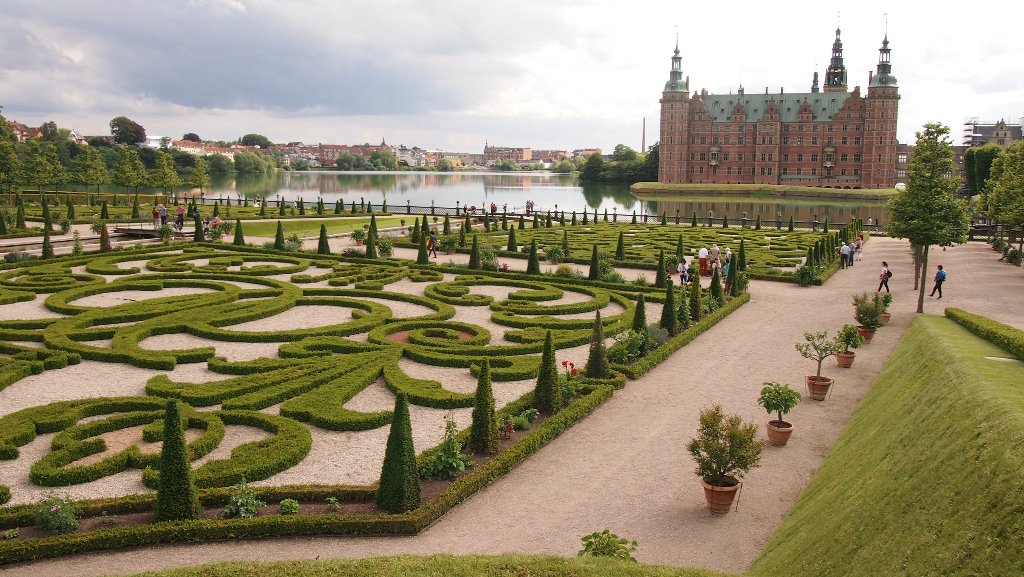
[561,360,578,379]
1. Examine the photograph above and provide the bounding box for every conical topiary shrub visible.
[677,279,692,330]
[588,244,600,280]
[738,238,747,271]
[518,215,525,230]
[154,400,201,522]
[526,239,540,274]
[655,249,666,288]
[376,392,420,513]
[443,214,451,235]
[616,232,625,260]
[468,234,480,269]
[41,220,54,259]
[676,234,684,259]
[571,211,577,226]
[416,230,429,264]
[99,200,109,220]
[533,330,559,415]
[692,212,698,227]
[194,214,205,242]
[317,224,330,254]
[273,220,285,250]
[99,222,112,252]
[788,216,794,231]
[507,227,517,252]
[364,226,378,258]
[689,276,702,322]
[710,268,724,305]
[561,229,569,255]
[632,293,647,333]
[411,216,421,245]
[469,359,499,455]
[585,311,610,379]
[726,254,740,296]
[660,279,678,334]
[233,219,245,246]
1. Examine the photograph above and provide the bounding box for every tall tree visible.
[376,392,420,513]
[74,145,109,193]
[188,157,211,194]
[154,401,201,521]
[109,116,146,145]
[22,141,62,193]
[149,150,182,193]
[112,147,147,194]
[987,141,1024,253]
[580,153,604,181]
[240,134,273,148]
[182,133,202,142]
[0,140,21,194]
[886,123,969,313]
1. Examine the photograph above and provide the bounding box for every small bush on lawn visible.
[221,480,265,519]
[278,498,300,515]
[36,493,81,535]
[578,529,639,562]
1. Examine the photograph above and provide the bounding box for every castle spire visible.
[823,27,847,92]
[663,34,688,93]
[869,33,898,88]
[811,71,819,93]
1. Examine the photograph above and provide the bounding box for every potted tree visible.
[852,292,883,343]
[687,405,763,513]
[835,324,865,368]
[879,293,893,325]
[796,330,841,400]
[757,382,801,446]
[350,228,366,245]
[439,234,459,255]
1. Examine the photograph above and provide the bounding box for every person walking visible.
[847,241,856,267]
[877,261,891,293]
[151,206,161,229]
[839,242,850,269]
[855,236,863,261]
[428,230,438,258]
[698,245,709,276]
[930,265,946,298]
[159,204,169,226]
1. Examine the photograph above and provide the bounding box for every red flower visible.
[569,362,575,369]
[571,367,578,376]
[561,360,568,367]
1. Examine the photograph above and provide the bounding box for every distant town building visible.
[894,142,966,190]
[962,118,1022,148]
[572,148,602,158]
[484,144,532,165]
[658,28,900,188]
[6,121,43,142]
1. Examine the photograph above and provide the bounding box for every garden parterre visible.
[0,241,747,560]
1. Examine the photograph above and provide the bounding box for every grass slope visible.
[119,554,738,577]
[750,315,1024,577]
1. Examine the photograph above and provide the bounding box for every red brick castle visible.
[658,28,899,189]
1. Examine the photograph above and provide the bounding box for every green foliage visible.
[36,493,81,535]
[420,415,474,480]
[631,293,647,334]
[852,292,884,329]
[709,269,723,306]
[585,311,611,379]
[416,230,429,264]
[659,279,678,335]
[796,330,842,381]
[836,324,865,353]
[534,331,560,414]
[155,401,201,522]
[233,219,245,246]
[757,382,801,424]
[526,239,540,274]
[376,392,420,513]
[688,276,702,322]
[272,221,285,250]
[588,243,600,280]
[945,307,1024,361]
[468,234,480,270]
[686,404,762,486]
[506,226,517,252]
[469,360,499,455]
[220,480,264,519]
[578,529,639,562]
[655,249,666,288]
[0,485,9,506]
[278,498,300,515]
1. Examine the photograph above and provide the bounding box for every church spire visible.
[811,71,819,93]
[823,27,847,92]
[663,34,688,93]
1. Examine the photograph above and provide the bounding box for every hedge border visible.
[944,308,1024,360]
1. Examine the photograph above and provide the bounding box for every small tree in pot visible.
[852,292,884,343]
[757,382,801,446]
[796,330,842,400]
[879,293,893,324]
[687,404,763,513]
[835,324,865,368]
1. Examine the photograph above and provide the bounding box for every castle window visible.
[761,153,766,162]
[760,167,766,175]
[841,169,847,176]
[724,136,730,145]
[854,137,862,145]
[796,168,802,175]
[797,153,804,162]
[737,153,744,161]
[812,137,819,145]
[827,124,833,131]
[738,137,745,145]
[825,167,833,176]
[811,153,819,162]
[811,168,817,175]
[826,137,834,145]
[727,167,733,175]
[841,137,849,145]
[699,166,704,174]
[854,153,862,162]
[768,153,773,161]
[782,137,790,145]
[767,167,772,175]
[825,153,833,162]
[700,137,707,144]
[783,168,789,175]
[690,153,696,161]
[782,153,789,162]
[700,152,707,161]
[797,137,804,146]
[722,152,730,161]
[841,153,848,162]
[853,169,860,176]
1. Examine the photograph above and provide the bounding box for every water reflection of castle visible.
[652,199,888,224]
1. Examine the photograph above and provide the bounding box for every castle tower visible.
[864,34,900,188]
[811,71,819,93]
[824,28,848,93]
[658,37,690,184]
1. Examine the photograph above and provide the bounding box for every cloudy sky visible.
[1,0,1021,153]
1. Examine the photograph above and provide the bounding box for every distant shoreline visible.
[630,182,897,201]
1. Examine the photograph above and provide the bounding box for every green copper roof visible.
[698,91,854,123]
[870,73,898,87]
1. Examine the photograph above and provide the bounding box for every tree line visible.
[963,142,1024,232]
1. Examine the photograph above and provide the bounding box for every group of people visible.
[671,243,733,286]
[838,235,865,269]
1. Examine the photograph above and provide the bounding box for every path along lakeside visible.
[4,236,1021,577]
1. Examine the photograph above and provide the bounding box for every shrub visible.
[836,323,864,353]
[578,529,639,562]
[36,493,81,535]
[534,330,560,414]
[526,239,540,274]
[376,392,420,513]
[278,498,300,515]
[420,415,474,480]
[154,400,201,522]
[220,480,264,519]
[757,381,801,425]
[0,484,9,506]
[545,246,564,264]
[853,292,884,329]
[608,329,655,364]
[585,311,610,379]
[469,360,499,455]
[553,264,581,278]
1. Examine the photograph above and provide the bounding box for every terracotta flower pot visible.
[805,375,833,401]
[700,477,740,514]
[856,326,876,343]
[836,352,855,368]
[880,312,891,325]
[766,420,794,446]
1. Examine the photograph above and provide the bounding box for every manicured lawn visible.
[123,554,737,577]
[238,216,409,237]
[750,315,1024,577]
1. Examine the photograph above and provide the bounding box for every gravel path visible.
[3,237,1022,577]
